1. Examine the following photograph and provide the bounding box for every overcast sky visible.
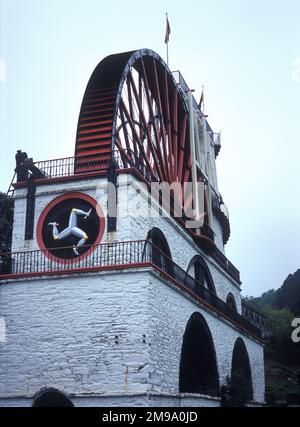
[0,0,299,296]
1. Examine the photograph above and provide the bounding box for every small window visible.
[226,293,237,312]
[146,227,173,276]
[187,255,216,294]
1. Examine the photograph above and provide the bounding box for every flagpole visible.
[166,13,169,66]
[167,43,169,67]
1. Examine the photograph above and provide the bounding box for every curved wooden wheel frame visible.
[75,49,213,251]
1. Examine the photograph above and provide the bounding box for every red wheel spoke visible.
[120,100,157,179]
[140,58,168,182]
[177,115,187,184]
[183,155,192,185]
[74,50,208,241]
[127,70,165,182]
[126,78,135,123]
[172,86,178,182]
[115,137,133,167]
[163,69,174,182]
[152,59,170,183]
[119,108,135,156]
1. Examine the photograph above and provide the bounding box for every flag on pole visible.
[165,14,171,44]
[198,86,204,110]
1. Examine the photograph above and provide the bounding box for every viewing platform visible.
[0,239,261,340]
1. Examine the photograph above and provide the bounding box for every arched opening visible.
[32,388,74,407]
[231,338,253,402]
[179,312,219,396]
[146,228,173,276]
[186,255,216,295]
[226,293,237,312]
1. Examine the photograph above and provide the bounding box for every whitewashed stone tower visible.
[0,49,265,407]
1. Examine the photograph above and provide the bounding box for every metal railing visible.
[172,70,199,110]
[14,149,156,184]
[0,240,147,276]
[113,149,158,182]
[12,150,240,284]
[212,247,240,283]
[172,70,214,134]
[32,157,77,179]
[242,299,268,337]
[0,240,261,338]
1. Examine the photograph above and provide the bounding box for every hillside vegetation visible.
[249,269,300,405]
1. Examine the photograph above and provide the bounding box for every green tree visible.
[248,273,300,403]
[221,375,250,407]
[0,192,14,253]
[274,270,300,316]
[253,303,299,366]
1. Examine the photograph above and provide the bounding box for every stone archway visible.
[32,388,74,407]
[231,338,253,402]
[186,255,216,294]
[146,227,173,276]
[179,312,219,396]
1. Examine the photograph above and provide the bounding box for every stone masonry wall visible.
[10,174,242,311]
[0,268,264,406]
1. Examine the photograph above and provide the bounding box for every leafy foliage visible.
[254,289,277,307]
[221,375,251,407]
[261,305,299,365]
[248,273,300,404]
[273,270,300,316]
[0,192,14,253]
[250,269,300,318]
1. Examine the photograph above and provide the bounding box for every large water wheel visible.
[75,49,214,250]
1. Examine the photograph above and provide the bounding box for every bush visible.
[221,376,250,407]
